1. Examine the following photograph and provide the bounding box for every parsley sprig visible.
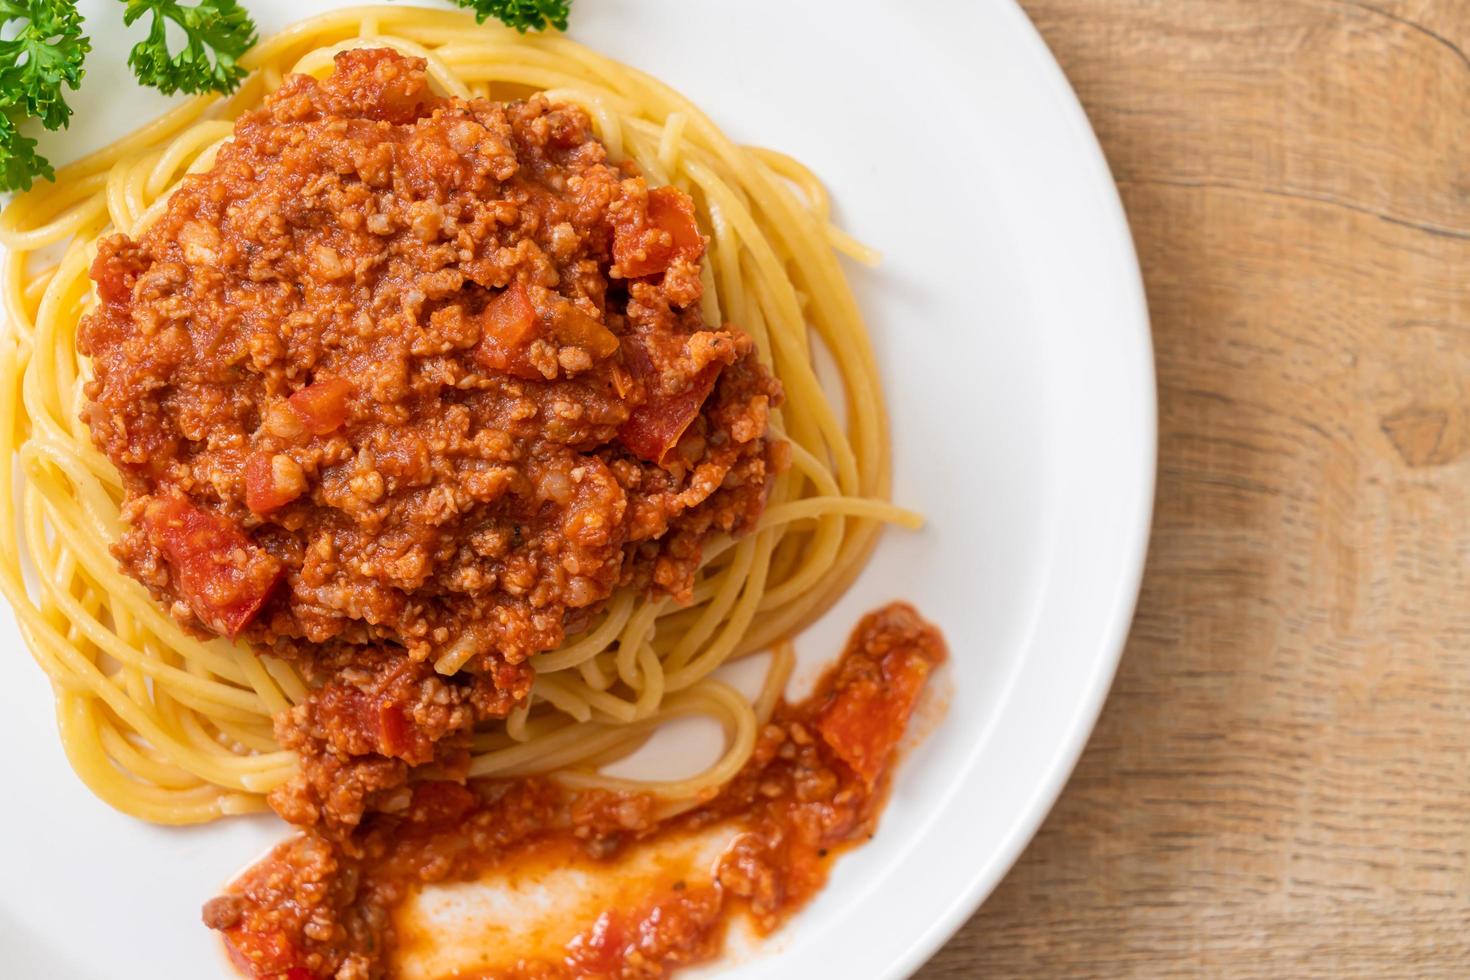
[0,0,90,189]
[457,0,569,32]
[0,112,50,190]
[121,0,258,96]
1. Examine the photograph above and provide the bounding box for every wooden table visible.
[918,1,1470,975]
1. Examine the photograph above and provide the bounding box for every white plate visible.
[0,1,1154,977]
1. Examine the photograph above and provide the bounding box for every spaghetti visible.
[0,6,916,826]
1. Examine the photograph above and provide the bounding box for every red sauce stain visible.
[209,603,947,980]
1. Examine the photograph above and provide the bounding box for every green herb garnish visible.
[119,0,258,96]
[455,0,570,32]
[0,0,90,190]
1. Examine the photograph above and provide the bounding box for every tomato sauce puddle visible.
[207,603,947,979]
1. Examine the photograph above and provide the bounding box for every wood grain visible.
[918,1,1470,976]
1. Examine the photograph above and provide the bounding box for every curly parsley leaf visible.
[0,0,91,130]
[0,111,53,191]
[120,0,257,96]
[456,0,570,33]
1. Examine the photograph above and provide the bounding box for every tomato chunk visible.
[551,301,620,360]
[648,185,703,256]
[244,452,304,514]
[810,604,945,788]
[141,493,283,638]
[619,366,720,465]
[474,342,545,379]
[613,184,704,278]
[287,377,354,435]
[222,925,317,980]
[473,282,546,379]
[482,281,538,347]
[471,284,620,377]
[377,701,411,758]
[617,330,723,465]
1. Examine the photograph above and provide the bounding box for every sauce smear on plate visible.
[204,603,947,979]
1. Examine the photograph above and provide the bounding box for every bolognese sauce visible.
[78,48,782,832]
[203,603,947,980]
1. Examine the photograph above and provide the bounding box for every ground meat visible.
[208,604,947,980]
[266,653,534,831]
[77,49,782,830]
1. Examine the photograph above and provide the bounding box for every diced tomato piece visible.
[617,330,723,465]
[474,340,546,380]
[815,648,932,787]
[619,366,720,465]
[287,377,354,436]
[648,186,703,257]
[551,301,620,360]
[244,452,304,514]
[613,222,665,279]
[377,701,411,758]
[222,926,317,980]
[142,494,283,639]
[472,284,619,377]
[473,282,547,379]
[613,184,704,278]
[482,281,539,347]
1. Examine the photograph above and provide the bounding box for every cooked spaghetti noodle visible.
[0,6,915,826]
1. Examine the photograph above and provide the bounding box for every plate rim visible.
[883,2,1155,976]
